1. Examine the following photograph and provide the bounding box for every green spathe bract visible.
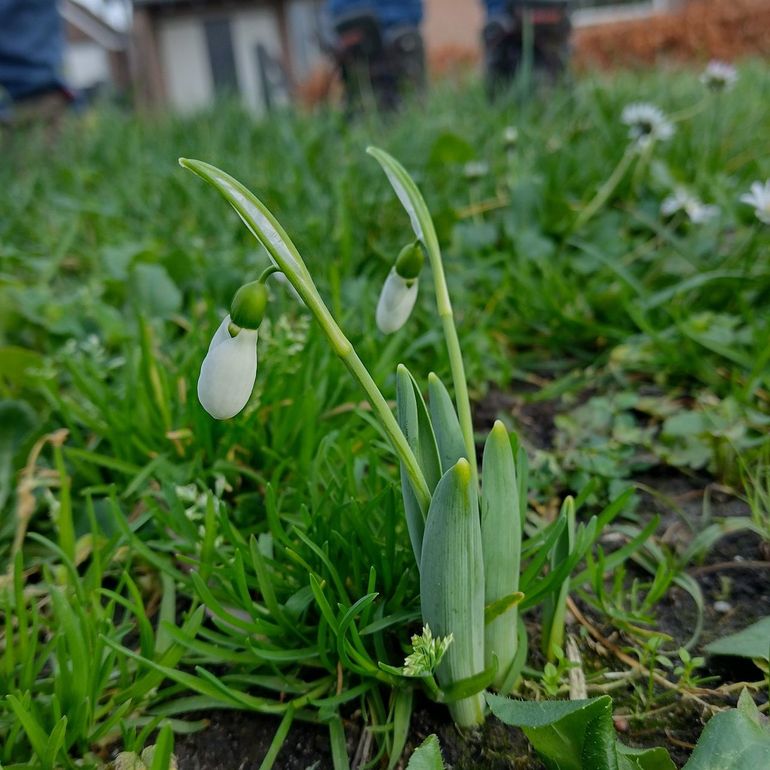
[395,242,425,280]
[230,280,268,330]
[420,459,485,727]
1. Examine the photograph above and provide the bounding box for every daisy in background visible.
[621,102,675,149]
[463,160,490,180]
[740,180,770,224]
[700,60,738,91]
[661,187,719,224]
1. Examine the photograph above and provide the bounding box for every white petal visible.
[688,203,719,224]
[208,314,234,353]
[376,270,418,334]
[197,328,258,419]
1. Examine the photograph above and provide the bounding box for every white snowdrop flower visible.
[463,161,489,180]
[375,241,424,335]
[621,102,675,148]
[740,180,770,224]
[661,188,719,224]
[700,60,738,91]
[376,270,419,335]
[197,314,259,419]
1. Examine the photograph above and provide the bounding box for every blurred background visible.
[1,0,768,119]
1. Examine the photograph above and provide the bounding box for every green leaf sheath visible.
[420,459,485,727]
[481,421,521,690]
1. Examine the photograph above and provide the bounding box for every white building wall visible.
[287,0,325,82]
[230,7,284,113]
[65,42,110,89]
[159,17,213,113]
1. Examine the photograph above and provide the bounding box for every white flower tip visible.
[376,270,418,334]
[197,321,258,419]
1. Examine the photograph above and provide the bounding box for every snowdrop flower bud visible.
[198,281,267,420]
[376,242,424,335]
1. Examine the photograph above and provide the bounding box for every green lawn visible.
[1,62,769,769]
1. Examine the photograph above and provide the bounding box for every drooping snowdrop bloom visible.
[740,180,770,224]
[376,242,424,334]
[197,281,267,419]
[700,60,738,91]
[621,102,675,148]
[661,187,719,224]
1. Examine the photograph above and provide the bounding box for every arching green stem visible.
[180,157,431,512]
[367,147,478,483]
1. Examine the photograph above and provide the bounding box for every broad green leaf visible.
[129,263,182,318]
[683,690,770,769]
[481,420,521,689]
[420,459,485,726]
[705,616,770,662]
[486,694,676,770]
[427,373,466,473]
[427,132,475,167]
[406,735,445,770]
[0,347,43,389]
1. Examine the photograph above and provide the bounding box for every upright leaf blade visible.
[420,459,485,727]
[396,365,441,562]
[541,496,576,660]
[481,421,521,690]
[427,373,466,473]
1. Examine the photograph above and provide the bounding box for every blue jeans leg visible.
[484,0,510,17]
[328,0,423,30]
[0,0,64,101]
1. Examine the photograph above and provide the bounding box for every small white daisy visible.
[502,126,519,149]
[621,102,675,148]
[661,188,719,224]
[700,60,738,91]
[463,161,489,180]
[740,180,770,224]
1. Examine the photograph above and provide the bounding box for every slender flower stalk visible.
[573,144,636,231]
[181,158,432,512]
[367,147,478,482]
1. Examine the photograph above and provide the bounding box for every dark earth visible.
[171,387,770,769]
